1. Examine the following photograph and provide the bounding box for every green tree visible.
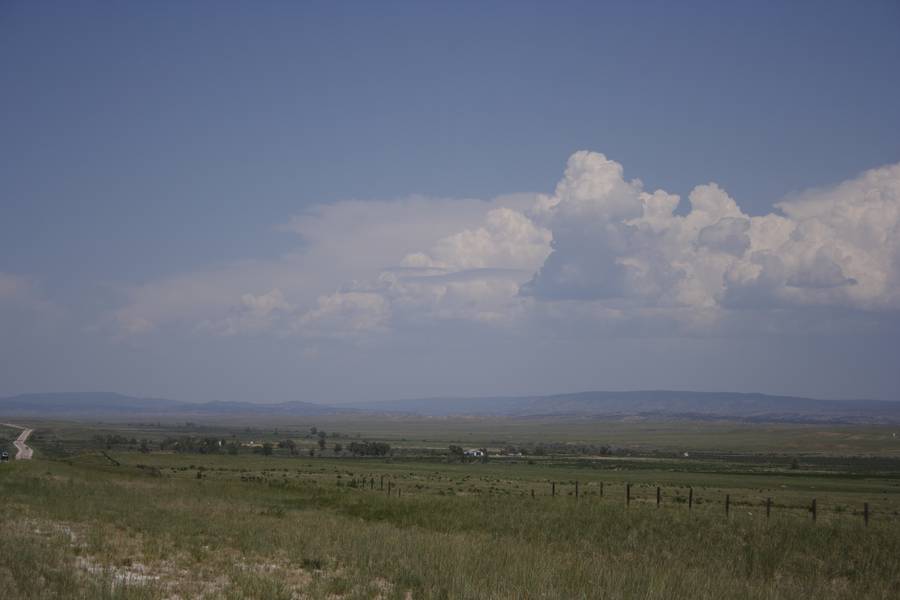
[449,445,464,461]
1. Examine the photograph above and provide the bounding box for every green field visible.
[1,418,899,599]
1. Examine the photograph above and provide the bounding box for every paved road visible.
[1,423,34,460]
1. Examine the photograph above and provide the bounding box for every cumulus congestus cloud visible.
[526,152,900,317]
[106,151,900,339]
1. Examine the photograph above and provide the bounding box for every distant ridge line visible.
[1,390,898,424]
[347,390,900,424]
[0,392,353,418]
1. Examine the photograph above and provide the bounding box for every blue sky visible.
[2,1,899,403]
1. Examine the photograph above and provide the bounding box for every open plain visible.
[2,417,899,599]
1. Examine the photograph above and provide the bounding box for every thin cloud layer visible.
[0,272,30,301]
[0,272,56,316]
[105,152,900,340]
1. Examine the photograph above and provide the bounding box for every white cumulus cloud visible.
[525,151,900,327]
[102,151,900,341]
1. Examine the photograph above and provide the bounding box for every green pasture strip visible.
[21,417,900,456]
[1,457,899,599]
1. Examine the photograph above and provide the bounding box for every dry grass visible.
[2,454,899,599]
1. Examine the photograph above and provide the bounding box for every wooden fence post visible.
[688,487,693,511]
[864,502,869,527]
[626,483,631,507]
[531,489,534,499]
[380,475,384,491]
[600,482,604,498]
[552,482,556,497]
[370,477,374,490]
[656,486,661,507]
[811,499,817,522]
[575,480,579,499]
[766,497,771,519]
[725,494,730,516]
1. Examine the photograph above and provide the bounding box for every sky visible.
[1,1,899,403]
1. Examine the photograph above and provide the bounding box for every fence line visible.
[330,474,885,526]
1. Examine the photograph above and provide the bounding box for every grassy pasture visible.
[1,418,899,598]
[0,422,26,460]
[17,416,900,455]
[277,416,900,456]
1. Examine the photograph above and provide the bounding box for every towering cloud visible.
[525,152,900,320]
[105,152,900,339]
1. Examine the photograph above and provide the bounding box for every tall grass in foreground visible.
[1,459,898,599]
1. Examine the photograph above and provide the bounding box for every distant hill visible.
[349,391,900,424]
[2,390,899,424]
[0,392,353,419]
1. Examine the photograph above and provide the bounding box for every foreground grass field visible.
[1,419,899,599]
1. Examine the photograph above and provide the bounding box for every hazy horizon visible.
[1,387,895,406]
[2,2,900,404]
